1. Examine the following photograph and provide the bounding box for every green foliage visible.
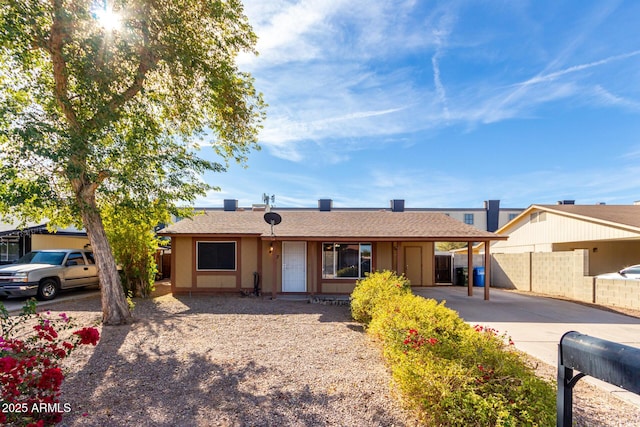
[0,298,38,338]
[436,242,468,252]
[102,199,171,298]
[352,275,556,426]
[0,0,265,323]
[350,270,411,325]
[0,0,265,220]
[1,300,100,426]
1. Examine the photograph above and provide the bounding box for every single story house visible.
[158,200,506,297]
[490,203,640,275]
[486,203,640,310]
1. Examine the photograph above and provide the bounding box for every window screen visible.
[197,241,236,270]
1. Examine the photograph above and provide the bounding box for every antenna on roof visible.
[262,193,276,207]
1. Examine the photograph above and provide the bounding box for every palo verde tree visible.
[0,1,265,324]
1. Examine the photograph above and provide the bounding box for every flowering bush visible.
[350,270,411,325]
[1,299,100,426]
[352,275,556,426]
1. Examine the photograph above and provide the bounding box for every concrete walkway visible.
[414,286,640,407]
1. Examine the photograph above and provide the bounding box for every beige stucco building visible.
[491,204,640,275]
[0,222,89,264]
[488,203,640,311]
[159,202,506,296]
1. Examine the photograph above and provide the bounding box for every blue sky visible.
[196,0,640,209]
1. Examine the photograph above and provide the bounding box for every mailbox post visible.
[557,331,640,426]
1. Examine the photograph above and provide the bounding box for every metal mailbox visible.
[557,331,640,426]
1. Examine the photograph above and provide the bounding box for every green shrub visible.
[351,275,556,426]
[350,270,411,325]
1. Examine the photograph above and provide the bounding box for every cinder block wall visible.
[530,250,589,301]
[595,279,640,310]
[492,249,640,310]
[492,253,530,290]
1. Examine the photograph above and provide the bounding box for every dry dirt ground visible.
[29,283,640,426]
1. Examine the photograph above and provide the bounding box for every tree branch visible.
[48,0,80,133]
[88,19,159,132]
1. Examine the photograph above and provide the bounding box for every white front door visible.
[282,241,307,292]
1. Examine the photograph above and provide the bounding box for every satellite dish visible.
[263,212,282,225]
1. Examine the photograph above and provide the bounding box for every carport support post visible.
[467,242,474,296]
[484,241,491,301]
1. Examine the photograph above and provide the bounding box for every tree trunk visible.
[80,197,133,325]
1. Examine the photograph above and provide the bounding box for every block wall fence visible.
[491,249,640,311]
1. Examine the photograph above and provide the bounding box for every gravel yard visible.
[42,283,640,426]
[56,285,416,426]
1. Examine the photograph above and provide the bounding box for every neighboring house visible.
[0,221,89,264]
[487,203,640,310]
[491,203,640,274]
[424,200,523,232]
[158,200,506,296]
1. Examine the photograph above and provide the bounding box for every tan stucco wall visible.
[307,242,319,294]
[553,240,640,276]
[32,235,90,250]
[375,242,393,271]
[240,237,259,288]
[493,211,640,252]
[196,275,236,288]
[170,237,440,294]
[173,237,192,288]
[321,281,356,294]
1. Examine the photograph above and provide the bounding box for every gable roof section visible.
[536,204,640,231]
[497,204,640,235]
[158,210,505,241]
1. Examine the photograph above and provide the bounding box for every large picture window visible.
[197,241,236,271]
[322,243,371,279]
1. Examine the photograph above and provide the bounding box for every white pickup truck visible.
[0,249,99,300]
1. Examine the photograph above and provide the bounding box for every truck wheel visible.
[37,279,59,301]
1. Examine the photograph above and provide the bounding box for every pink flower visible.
[73,327,100,346]
[37,367,64,390]
[0,356,17,371]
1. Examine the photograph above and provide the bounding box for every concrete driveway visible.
[1,286,101,313]
[414,286,640,407]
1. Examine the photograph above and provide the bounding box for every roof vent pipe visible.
[223,199,238,211]
[390,199,405,212]
[318,199,333,211]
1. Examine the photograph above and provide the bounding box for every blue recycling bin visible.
[473,267,485,287]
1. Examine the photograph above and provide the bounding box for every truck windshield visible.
[17,251,66,265]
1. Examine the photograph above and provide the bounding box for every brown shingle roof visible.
[159,210,505,241]
[537,204,640,230]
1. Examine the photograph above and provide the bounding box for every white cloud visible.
[236,0,640,167]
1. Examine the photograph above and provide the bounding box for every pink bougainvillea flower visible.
[73,327,100,346]
[37,367,64,390]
